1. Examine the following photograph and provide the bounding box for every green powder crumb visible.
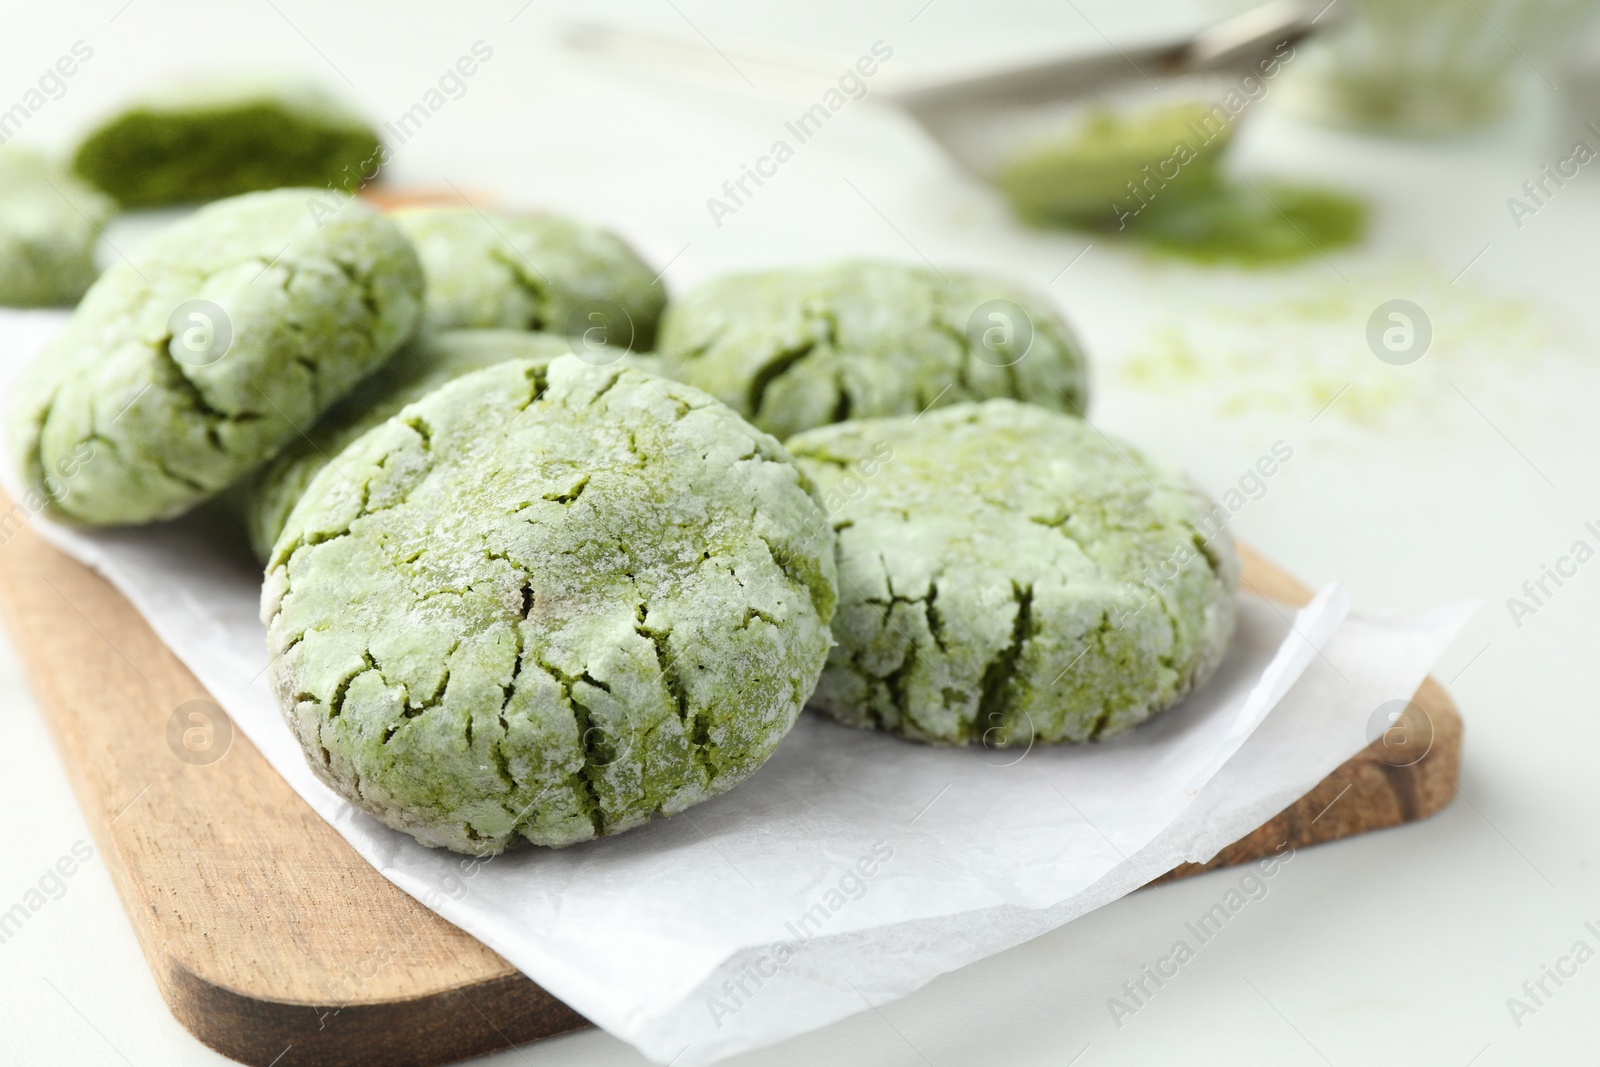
[1120,262,1569,424]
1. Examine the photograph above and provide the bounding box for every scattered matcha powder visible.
[1120,262,1571,424]
[1130,182,1367,266]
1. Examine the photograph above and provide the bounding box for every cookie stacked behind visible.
[394,207,667,346]
[236,328,654,561]
[657,260,1089,439]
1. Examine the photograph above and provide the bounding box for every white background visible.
[2,0,1599,1064]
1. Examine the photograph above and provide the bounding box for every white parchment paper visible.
[0,310,1474,1064]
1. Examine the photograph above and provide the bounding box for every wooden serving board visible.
[0,501,1460,1067]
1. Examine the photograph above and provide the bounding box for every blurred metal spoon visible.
[558,1,1332,182]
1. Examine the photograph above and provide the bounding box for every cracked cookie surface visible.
[261,355,838,854]
[657,260,1090,440]
[393,207,666,347]
[7,189,424,525]
[788,400,1238,746]
[237,328,654,561]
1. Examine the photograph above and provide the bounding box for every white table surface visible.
[4,1,1600,1064]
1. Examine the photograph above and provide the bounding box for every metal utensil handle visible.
[558,21,865,98]
[1178,0,1332,72]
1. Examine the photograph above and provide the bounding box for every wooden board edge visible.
[1147,543,1466,885]
[1149,675,1462,886]
[164,967,586,1067]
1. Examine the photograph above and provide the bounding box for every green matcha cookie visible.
[393,207,666,348]
[788,400,1238,746]
[0,148,115,307]
[262,355,838,854]
[8,189,423,525]
[71,76,383,207]
[239,328,650,561]
[657,261,1090,440]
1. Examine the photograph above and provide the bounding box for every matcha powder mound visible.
[995,99,1367,267]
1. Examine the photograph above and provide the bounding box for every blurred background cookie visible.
[0,147,114,307]
[70,73,384,208]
